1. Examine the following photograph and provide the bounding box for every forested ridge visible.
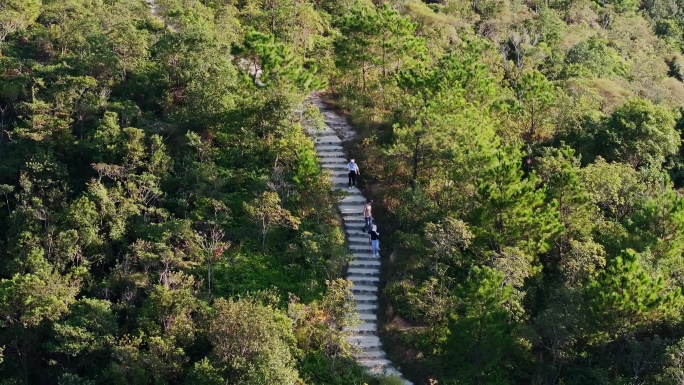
[1,0,684,384]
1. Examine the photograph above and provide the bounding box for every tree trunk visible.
[207,264,212,293]
[262,217,267,251]
[411,133,421,191]
[362,62,367,92]
[474,318,484,385]
[382,34,387,78]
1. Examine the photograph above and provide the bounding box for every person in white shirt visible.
[348,159,360,188]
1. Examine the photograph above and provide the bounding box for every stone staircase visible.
[309,95,412,384]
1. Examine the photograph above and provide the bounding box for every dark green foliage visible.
[445,266,530,385]
[587,249,683,341]
[326,1,684,384]
[595,98,680,167]
[4,1,684,385]
[333,3,424,91]
[0,1,373,384]
[563,37,623,78]
[471,147,562,290]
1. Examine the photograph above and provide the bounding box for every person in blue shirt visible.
[348,159,360,189]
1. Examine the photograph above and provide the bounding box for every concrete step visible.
[354,294,378,304]
[317,151,346,158]
[350,260,381,267]
[320,157,347,164]
[357,345,384,353]
[350,279,380,287]
[356,319,378,326]
[356,303,378,310]
[349,227,370,233]
[344,221,366,229]
[308,125,336,134]
[350,278,380,287]
[348,244,373,252]
[315,144,344,151]
[342,213,366,221]
[315,135,342,144]
[349,236,370,244]
[339,204,365,214]
[343,220,368,227]
[350,259,380,267]
[358,313,378,322]
[329,169,349,177]
[349,271,379,279]
[340,202,365,209]
[348,267,379,276]
[349,255,380,264]
[341,209,365,215]
[321,163,348,169]
[343,218,366,225]
[315,145,344,151]
[349,335,382,349]
[341,194,367,204]
[351,259,380,266]
[330,176,350,185]
[353,285,379,294]
[333,185,361,192]
[358,357,392,369]
[355,349,385,360]
[351,322,377,333]
[352,252,380,259]
[347,231,370,239]
[311,130,336,137]
[329,173,350,180]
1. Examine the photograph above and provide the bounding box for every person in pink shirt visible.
[363,199,373,231]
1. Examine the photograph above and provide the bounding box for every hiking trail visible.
[309,95,412,384]
[144,2,408,376]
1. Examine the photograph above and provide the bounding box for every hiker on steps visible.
[369,225,380,257]
[348,159,360,189]
[363,199,373,231]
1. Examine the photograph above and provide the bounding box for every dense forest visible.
[0,0,371,384]
[2,0,684,384]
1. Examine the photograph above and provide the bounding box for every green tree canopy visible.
[595,98,680,167]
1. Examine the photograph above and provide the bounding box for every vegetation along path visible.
[309,95,412,384]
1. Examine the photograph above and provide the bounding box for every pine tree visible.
[334,4,423,91]
[535,146,605,286]
[471,146,562,289]
[587,249,683,342]
[446,266,528,385]
[0,0,41,55]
